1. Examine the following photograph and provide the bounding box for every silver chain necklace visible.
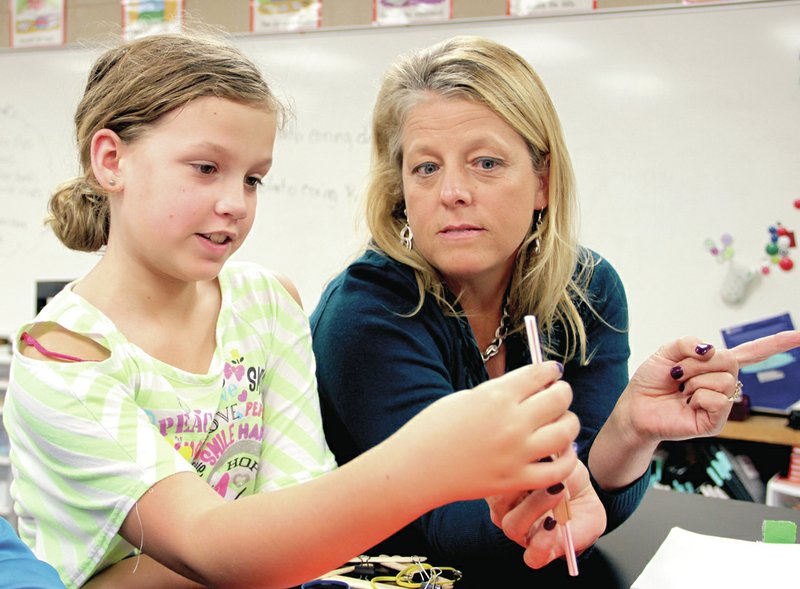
[481,303,511,363]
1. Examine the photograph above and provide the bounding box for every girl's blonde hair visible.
[48,31,283,253]
[364,35,596,362]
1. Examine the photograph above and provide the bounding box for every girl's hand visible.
[403,362,579,503]
[487,460,605,569]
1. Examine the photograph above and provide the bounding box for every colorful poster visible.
[508,0,595,15]
[373,0,451,26]
[122,0,184,40]
[250,0,321,33]
[10,0,66,48]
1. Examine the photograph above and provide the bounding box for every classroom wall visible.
[0,0,684,47]
[0,1,797,373]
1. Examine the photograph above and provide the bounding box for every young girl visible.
[2,32,579,589]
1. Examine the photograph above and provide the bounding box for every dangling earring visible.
[400,223,414,250]
[399,209,413,250]
[533,209,545,255]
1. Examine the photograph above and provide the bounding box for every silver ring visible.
[728,380,743,402]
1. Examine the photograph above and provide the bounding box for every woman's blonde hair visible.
[364,35,596,362]
[47,30,283,253]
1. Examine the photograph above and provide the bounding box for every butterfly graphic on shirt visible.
[224,348,246,381]
[223,348,249,403]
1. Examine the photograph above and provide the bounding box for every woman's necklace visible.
[481,303,511,363]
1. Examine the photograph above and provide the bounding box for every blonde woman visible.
[310,36,800,582]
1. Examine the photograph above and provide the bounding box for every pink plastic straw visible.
[524,315,579,577]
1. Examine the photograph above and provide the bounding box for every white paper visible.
[632,527,797,588]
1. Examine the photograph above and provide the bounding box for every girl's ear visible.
[90,129,124,192]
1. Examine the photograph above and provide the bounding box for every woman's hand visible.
[588,337,739,491]
[730,329,800,366]
[487,460,604,569]
[621,336,739,442]
[620,329,800,443]
[589,329,800,492]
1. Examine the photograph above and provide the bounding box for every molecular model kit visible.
[703,199,798,305]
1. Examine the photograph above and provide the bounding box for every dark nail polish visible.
[695,343,713,356]
[670,366,684,380]
[547,482,564,495]
[555,362,564,374]
[543,516,557,531]
[538,456,554,463]
[679,382,685,392]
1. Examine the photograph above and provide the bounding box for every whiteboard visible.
[0,1,798,370]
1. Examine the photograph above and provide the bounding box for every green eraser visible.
[762,519,798,544]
